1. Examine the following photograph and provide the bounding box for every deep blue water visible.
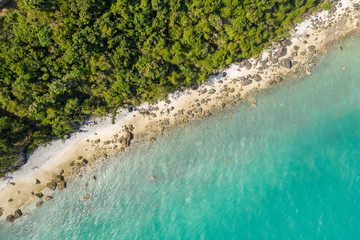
[1,34,360,239]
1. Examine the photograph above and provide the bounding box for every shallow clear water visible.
[1,34,360,239]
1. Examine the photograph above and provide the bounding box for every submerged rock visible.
[45,195,53,201]
[36,201,43,207]
[82,194,91,201]
[6,215,15,223]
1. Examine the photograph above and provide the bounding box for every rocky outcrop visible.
[46,181,57,190]
[118,126,134,147]
[57,181,67,190]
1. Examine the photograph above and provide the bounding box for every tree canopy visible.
[0,0,320,175]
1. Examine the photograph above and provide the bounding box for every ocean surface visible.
[1,34,360,239]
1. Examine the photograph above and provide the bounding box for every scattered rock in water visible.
[45,195,53,201]
[36,201,43,207]
[151,176,158,181]
[254,75,262,82]
[208,89,216,94]
[6,215,15,223]
[203,110,212,117]
[47,181,57,190]
[14,209,22,219]
[82,194,91,201]
[84,183,88,189]
[339,46,343,52]
[35,179,41,184]
[283,58,292,69]
[343,66,346,71]
[149,137,156,143]
[35,193,43,198]
[58,181,67,190]
[91,176,97,182]
[250,103,257,108]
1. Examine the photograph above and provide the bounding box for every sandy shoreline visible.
[1,0,360,219]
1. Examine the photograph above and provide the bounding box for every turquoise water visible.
[1,35,360,239]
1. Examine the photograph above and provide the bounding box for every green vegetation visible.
[322,3,332,10]
[0,0,321,175]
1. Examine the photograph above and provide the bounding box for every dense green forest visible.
[0,0,321,175]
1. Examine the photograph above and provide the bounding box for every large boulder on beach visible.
[14,209,22,219]
[6,215,15,223]
[283,39,292,46]
[283,59,292,69]
[0,207,3,217]
[208,89,216,94]
[245,61,252,70]
[35,193,43,198]
[254,75,262,82]
[274,47,287,58]
[242,79,252,86]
